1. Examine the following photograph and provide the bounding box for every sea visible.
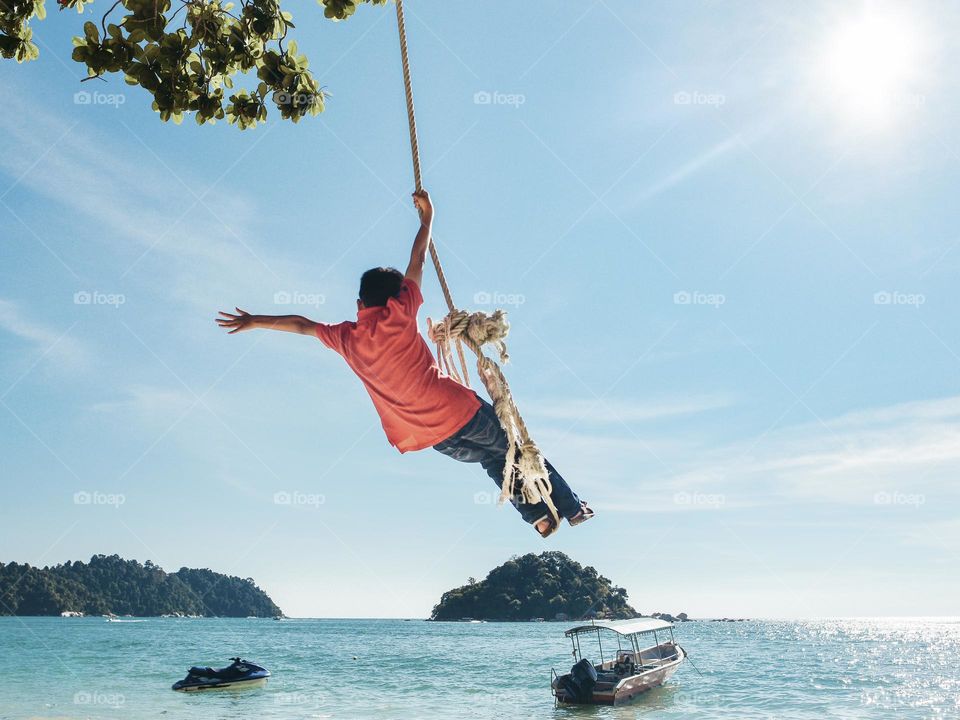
[1,617,958,719]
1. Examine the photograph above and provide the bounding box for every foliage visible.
[0,0,46,62]
[1,0,387,126]
[0,554,282,617]
[430,552,637,622]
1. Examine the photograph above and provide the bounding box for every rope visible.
[395,0,470,385]
[393,0,559,529]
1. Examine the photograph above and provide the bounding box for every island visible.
[430,551,638,622]
[0,554,282,617]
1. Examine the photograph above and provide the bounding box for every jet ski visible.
[171,657,270,691]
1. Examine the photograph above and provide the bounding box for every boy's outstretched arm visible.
[405,189,434,288]
[216,309,316,336]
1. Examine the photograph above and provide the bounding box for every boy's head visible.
[358,267,403,309]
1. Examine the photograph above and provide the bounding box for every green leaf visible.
[83,21,100,44]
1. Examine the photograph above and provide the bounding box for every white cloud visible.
[0,298,88,369]
[742,395,960,505]
[0,85,346,313]
[548,393,960,512]
[901,518,960,552]
[91,384,195,421]
[529,393,733,424]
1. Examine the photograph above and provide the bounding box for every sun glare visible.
[816,8,926,126]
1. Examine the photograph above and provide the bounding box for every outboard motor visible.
[571,658,598,686]
[564,658,597,701]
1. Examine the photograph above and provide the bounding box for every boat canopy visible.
[564,618,673,637]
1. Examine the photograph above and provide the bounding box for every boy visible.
[216,190,593,537]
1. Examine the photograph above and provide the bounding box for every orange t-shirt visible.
[314,278,481,452]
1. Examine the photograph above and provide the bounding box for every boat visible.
[171,657,270,692]
[551,618,686,705]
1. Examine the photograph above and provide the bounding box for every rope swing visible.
[394,0,559,527]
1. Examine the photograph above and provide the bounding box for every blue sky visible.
[2,0,959,618]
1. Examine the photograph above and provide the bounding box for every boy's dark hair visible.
[359,267,404,308]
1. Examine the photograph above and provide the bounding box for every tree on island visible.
[431,552,638,622]
[0,554,282,617]
[2,0,389,127]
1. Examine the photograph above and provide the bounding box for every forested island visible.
[0,554,282,617]
[431,551,637,621]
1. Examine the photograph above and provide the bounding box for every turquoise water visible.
[1,617,958,719]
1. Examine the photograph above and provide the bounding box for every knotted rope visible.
[394,0,558,526]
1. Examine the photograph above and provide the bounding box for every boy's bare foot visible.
[535,515,559,538]
[568,501,595,527]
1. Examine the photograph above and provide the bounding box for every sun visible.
[815,7,926,125]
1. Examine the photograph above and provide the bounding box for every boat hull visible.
[173,676,269,692]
